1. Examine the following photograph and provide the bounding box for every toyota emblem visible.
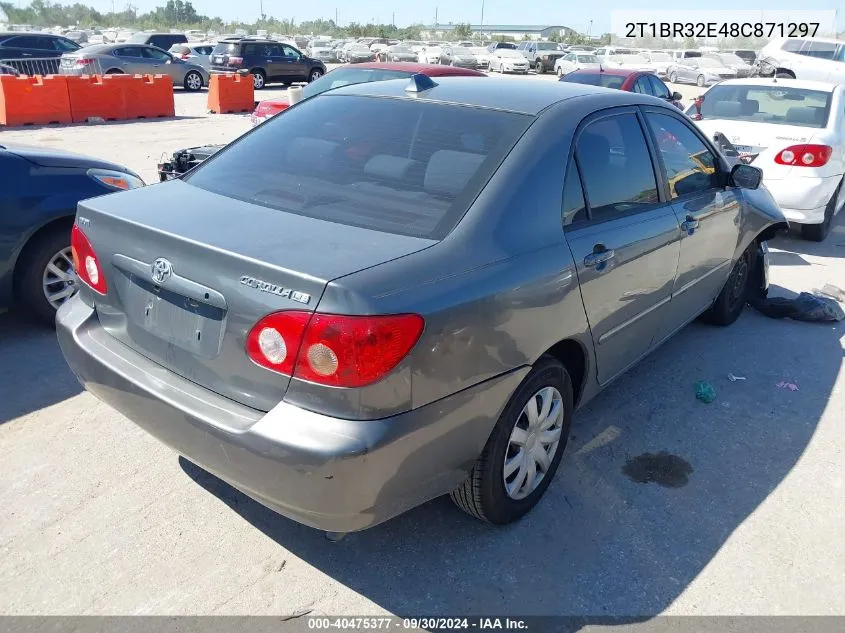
[151,258,173,284]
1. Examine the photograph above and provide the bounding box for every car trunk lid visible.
[77,180,435,411]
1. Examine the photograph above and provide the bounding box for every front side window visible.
[282,45,300,58]
[143,47,171,61]
[575,114,659,221]
[782,39,805,53]
[646,113,720,199]
[54,38,80,52]
[185,96,531,239]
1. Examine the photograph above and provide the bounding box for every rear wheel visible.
[536,59,545,74]
[251,69,266,90]
[308,67,323,82]
[105,68,124,74]
[451,356,573,524]
[696,74,706,87]
[15,225,76,326]
[801,178,842,242]
[557,66,564,77]
[183,70,203,91]
[701,242,756,326]
[669,71,678,83]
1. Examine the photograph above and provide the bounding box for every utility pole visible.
[392,12,395,27]
[259,0,263,20]
[335,8,338,26]
[435,7,438,27]
[480,0,484,32]
[587,20,593,38]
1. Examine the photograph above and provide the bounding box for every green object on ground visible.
[694,381,716,403]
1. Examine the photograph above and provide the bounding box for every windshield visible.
[647,52,671,61]
[389,45,413,53]
[498,49,523,58]
[697,84,832,128]
[697,58,725,68]
[212,42,239,54]
[185,95,530,239]
[301,68,411,99]
[562,71,625,89]
[536,43,561,51]
[349,44,370,52]
[720,53,746,65]
[577,54,599,63]
[451,47,472,55]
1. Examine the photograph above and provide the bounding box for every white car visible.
[470,47,492,68]
[554,52,601,77]
[419,45,442,64]
[488,48,529,74]
[705,52,754,77]
[757,37,845,82]
[640,51,674,78]
[688,78,845,241]
[605,54,654,73]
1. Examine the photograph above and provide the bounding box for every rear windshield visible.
[185,94,530,239]
[212,42,239,54]
[563,71,625,89]
[696,84,833,128]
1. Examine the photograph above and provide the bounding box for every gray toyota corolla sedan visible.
[57,75,787,535]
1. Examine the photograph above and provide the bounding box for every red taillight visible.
[180,53,190,59]
[74,57,95,66]
[774,144,832,168]
[246,311,424,388]
[70,225,107,294]
[227,56,244,66]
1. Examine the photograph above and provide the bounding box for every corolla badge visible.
[151,258,174,284]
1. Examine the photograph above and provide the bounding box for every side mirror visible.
[671,91,683,101]
[730,163,763,190]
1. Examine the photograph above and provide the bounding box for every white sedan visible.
[488,48,529,74]
[688,78,845,241]
[554,53,601,77]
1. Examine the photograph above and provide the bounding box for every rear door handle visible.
[584,249,615,267]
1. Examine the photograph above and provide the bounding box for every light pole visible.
[587,20,593,39]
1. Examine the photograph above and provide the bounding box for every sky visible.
[45,0,845,32]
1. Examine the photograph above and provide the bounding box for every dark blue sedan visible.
[0,144,143,323]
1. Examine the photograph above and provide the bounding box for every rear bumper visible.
[56,297,526,532]
[763,175,841,225]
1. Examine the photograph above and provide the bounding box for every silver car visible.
[59,44,209,91]
[668,57,738,87]
[58,77,786,535]
[168,42,215,70]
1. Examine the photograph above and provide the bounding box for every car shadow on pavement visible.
[772,212,845,260]
[0,312,81,424]
[181,300,844,617]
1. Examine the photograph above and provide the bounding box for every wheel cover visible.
[186,72,201,89]
[310,69,321,81]
[503,386,564,500]
[42,247,78,310]
[727,250,750,310]
[253,73,264,88]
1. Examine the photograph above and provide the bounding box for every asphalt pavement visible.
[1,74,844,617]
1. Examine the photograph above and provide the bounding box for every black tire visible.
[183,70,203,91]
[15,224,74,326]
[251,69,266,90]
[307,67,323,83]
[536,59,545,74]
[701,242,756,326]
[669,71,678,83]
[775,71,794,79]
[451,356,574,524]
[105,68,124,74]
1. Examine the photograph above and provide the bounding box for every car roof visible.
[351,62,486,76]
[569,67,639,77]
[768,35,843,46]
[324,75,649,115]
[714,77,841,92]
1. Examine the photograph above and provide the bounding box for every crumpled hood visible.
[3,144,133,173]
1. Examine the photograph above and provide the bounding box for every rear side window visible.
[563,71,625,89]
[645,113,720,199]
[185,95,531,239]
[801,40,838,60]
[575,114,659,221]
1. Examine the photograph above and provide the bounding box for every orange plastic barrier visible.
[0,75,72,126]
[106,74,175,119]
[207,73,254,114]
[66,74,126,122]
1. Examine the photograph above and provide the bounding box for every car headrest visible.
[711,100,743,118]
[741,99,759,115]
[286,137,339,170]
[785,106,821,125]
[424,150,485,197]
[364,155,420,181]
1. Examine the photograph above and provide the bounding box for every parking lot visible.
[2,67,845,617]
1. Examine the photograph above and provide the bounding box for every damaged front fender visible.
[734,183,789,260]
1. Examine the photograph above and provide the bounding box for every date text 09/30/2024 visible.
[307,618,529,631]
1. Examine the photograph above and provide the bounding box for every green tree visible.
[453,22,472,40]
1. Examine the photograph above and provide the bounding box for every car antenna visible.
[405,73,438,93]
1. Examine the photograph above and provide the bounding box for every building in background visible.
[420,24,577,41]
